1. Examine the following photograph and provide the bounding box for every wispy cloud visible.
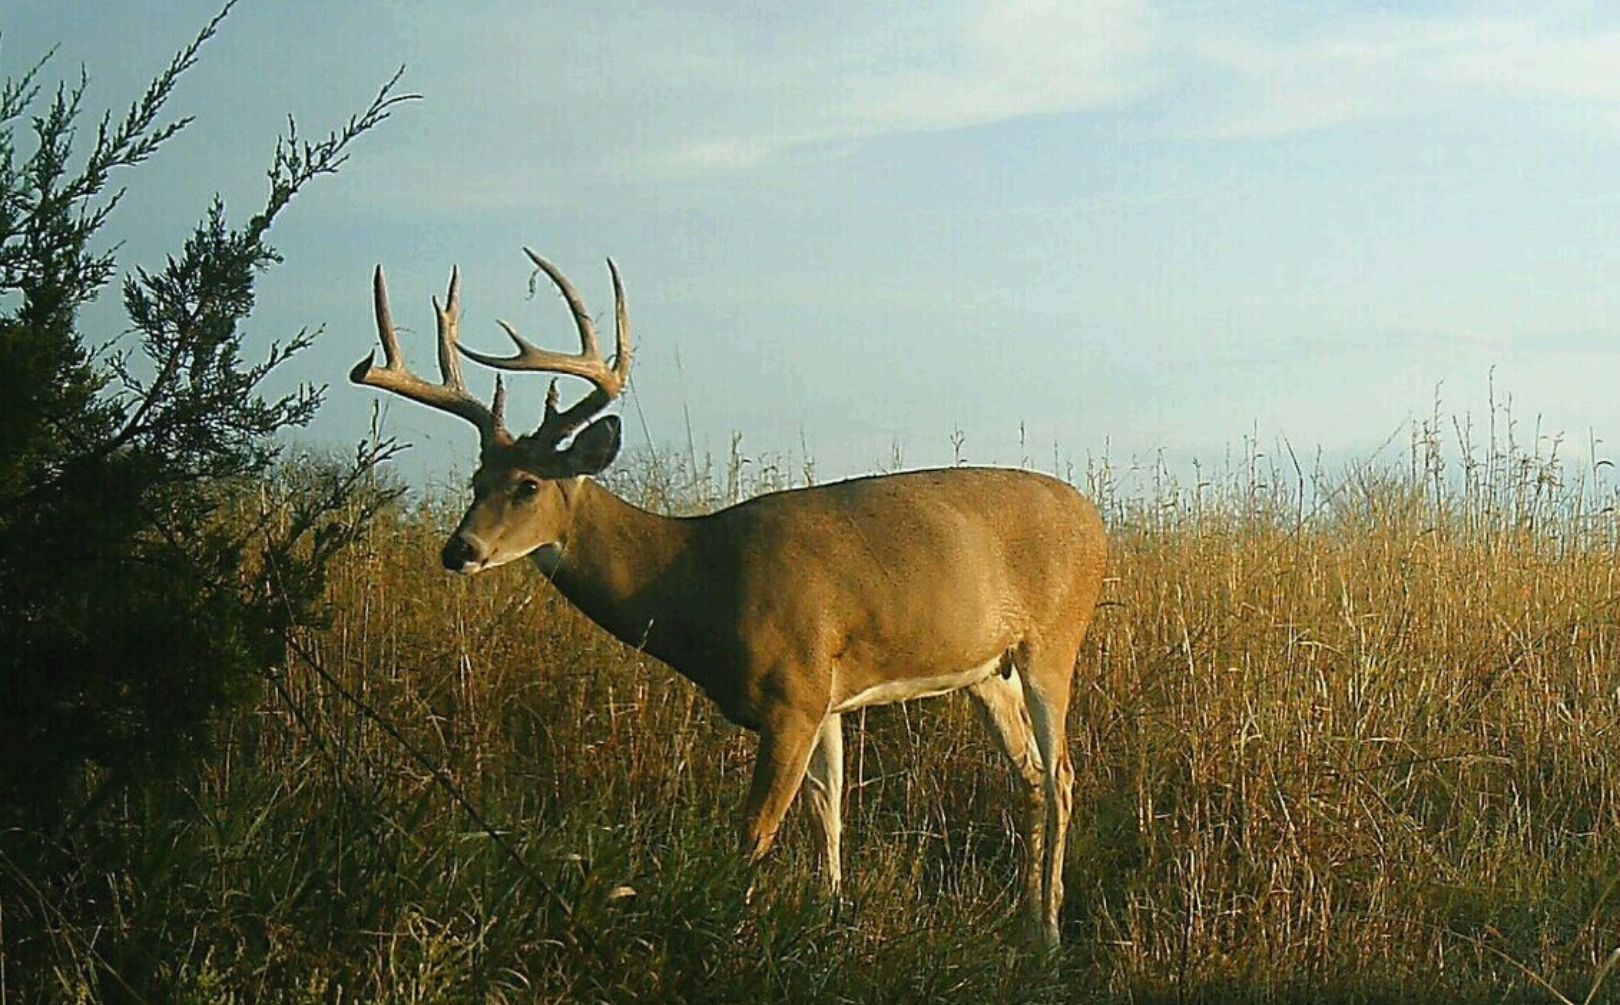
[364,0,1620,204]
[379,0,1157,189]
[649,0,1161,171]
[1170,9,1620,140]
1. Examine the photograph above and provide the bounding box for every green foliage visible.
[0,0,407,879]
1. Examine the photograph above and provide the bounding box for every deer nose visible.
[441,535,477,571]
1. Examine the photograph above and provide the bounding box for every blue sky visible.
[8,1,1620,487]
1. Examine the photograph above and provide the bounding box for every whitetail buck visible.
[350,248,1108,948]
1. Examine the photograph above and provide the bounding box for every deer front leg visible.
[740,709,823,865]
[802,713,845,893]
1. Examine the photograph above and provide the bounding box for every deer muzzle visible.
[441,534,480,573]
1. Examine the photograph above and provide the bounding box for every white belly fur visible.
[832,657,1003,713]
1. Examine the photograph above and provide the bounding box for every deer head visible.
[350,248,632,573]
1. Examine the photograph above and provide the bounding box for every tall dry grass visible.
[1075,417,1620,1000]
[20,407,1620,1003]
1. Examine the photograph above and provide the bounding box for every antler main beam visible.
[350,267,509,446]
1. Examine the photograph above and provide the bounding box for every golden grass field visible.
[44,415,1620,1003]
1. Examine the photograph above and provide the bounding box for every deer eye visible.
[516,478,541,498]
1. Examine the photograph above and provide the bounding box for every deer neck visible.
[537,478,694,651]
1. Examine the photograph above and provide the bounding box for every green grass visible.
[9,416,1620,1003]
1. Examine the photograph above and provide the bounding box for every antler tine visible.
[349,266,509,446]
[534,257,635,440]
[432,266,467,390]
[543,378,561,424]
[492,375,508,430]
[358,265,405,370]
[527,246,601,359]
[456,248,627,399]
[606,257,632,387]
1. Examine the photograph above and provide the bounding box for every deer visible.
[349,248,1109,949]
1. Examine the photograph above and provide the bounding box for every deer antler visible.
[458,248,632,446]
[350,266,510,447]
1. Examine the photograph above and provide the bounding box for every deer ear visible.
[562,415,622,475]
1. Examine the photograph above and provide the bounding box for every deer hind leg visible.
[802,712,845,894]
[966,669,1046,941]
[1018,643,1077,951]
